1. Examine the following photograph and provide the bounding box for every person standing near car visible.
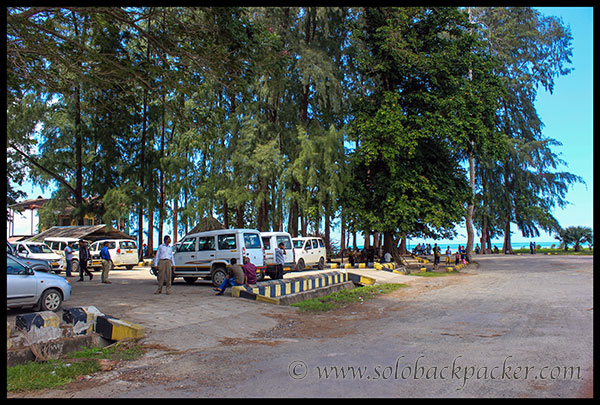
[100,241,113,284]
[153,235,174,295]
[243,256,257,285]
[64,242,74,277]
[78,240,93,281]
[274,242,286,280]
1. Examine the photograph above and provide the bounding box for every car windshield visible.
[27,244,54,254]
[292,240,304,249]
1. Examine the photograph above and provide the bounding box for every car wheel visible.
[126,265,135,270]
[318,257,325,270]
[211,267,227,287]
[296,258,305,271]
[183,277,198,284]
[72,260,80,274]
[38,288,63,312]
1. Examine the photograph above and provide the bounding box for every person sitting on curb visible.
[215,258,246,295]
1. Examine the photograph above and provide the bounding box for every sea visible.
[346,241,564,252]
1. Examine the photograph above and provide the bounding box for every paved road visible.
[9,255,593,398]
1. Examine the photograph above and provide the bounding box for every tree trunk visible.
[502,218,512,254]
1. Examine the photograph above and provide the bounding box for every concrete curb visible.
[232,270,350,305]
[7,306,145,366]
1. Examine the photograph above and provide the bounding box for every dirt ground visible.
[7,256,593,398]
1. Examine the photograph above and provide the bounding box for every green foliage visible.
[6,6,580,253]
[554,226,593,252]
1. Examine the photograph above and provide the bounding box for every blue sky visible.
[8,7,594,247]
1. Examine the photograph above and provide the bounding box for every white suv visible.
[292,236,327,271]
[89,239,139,270]
[14,241,64,273]
[173,228,266,287]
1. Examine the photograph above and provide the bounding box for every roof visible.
[29,225,134,242]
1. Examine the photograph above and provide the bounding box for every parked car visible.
[89,239,139,270]
[7,242,53,273]
[13,241,64,274]
[292,236,327,270]
[172,228,266,287]
[45,237,91,275]
[7,253,72,311]
[260,231,295,280]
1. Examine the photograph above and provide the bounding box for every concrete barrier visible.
[232,270,350,305]
[347,272,376,286]
[14,311,62,344]
[62,306,105,335]
[95,315,145,341]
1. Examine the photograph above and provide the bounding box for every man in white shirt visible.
[153,235,175,295]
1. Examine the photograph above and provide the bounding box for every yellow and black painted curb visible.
[62,306,104,335]
[347,272,376,286]
[15,311,60,332]
[232,271,349,303]
[94,315,145,341]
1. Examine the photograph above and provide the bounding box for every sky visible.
[7,7,594,248]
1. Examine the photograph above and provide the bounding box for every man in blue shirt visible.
[100,241,113,284]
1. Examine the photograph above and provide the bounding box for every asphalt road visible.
[8,254,593,398]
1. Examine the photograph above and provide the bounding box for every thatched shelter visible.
[187,217,226,235]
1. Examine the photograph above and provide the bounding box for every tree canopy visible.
[7,7,583,257]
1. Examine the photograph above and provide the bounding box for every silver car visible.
[7,254,72,312]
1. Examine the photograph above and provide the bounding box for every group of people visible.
[63,240,112,283]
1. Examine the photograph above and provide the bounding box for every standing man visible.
[78,240,93,281]
[153,235,174,295]
[433,243,441,270]
[274,242,286,280]
[100,241,113,284]
[64,242,74,277]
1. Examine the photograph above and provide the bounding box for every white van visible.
[89,239,139,270]
[173,229,265,287]
[45,237,91,274]
[260,232,295,279]
[14,241,64,273]
[292,236,327,270]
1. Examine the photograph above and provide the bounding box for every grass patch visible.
[512,248,593,256]
[410,271,452,277]
[291,283,407,312]
[7,340,145,393]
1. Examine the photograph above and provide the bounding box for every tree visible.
[555,226,593,252]
[346,7,499,259]
[469,7,580,254]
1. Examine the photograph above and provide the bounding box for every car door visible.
[216,233,237,265]
[7,256,38,307]
[175,236,198,270]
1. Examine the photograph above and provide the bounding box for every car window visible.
[105,242,116,249]
[318,239,324,248]
[292,240,304,249]
[17,245,28,254]
[28,244,54,254]
[120,241,137,249]
[305,241,312,250]
[90,242,98,252]
[7,257,27,275]
[198,236,216,251]
[276,236,292,250]
[262,237,271,250]
[244,233,262,249]
[218,234,237,250]
[178,237,196,252]
[312,239,318,249]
